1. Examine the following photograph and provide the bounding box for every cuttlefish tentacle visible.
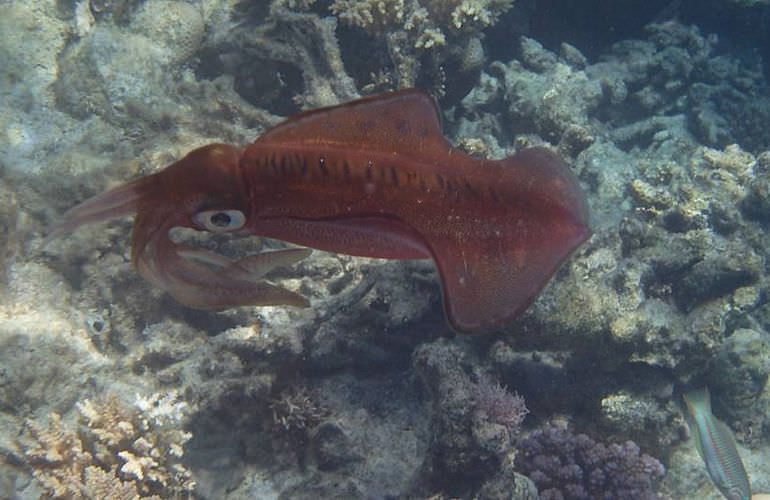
[132,209,310,309]
[45,176,159,244]
[49,168,310,309]
[175,246,312,282]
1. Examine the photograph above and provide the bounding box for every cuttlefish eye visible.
[193,209,246,233]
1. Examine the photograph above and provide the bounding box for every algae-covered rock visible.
[708,328,770,423]
[741,176,770,224]
[673,244,762,312]
[131,1,205,63]
[0,181,17,291]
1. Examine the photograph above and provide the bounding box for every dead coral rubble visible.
[243,8,359,109]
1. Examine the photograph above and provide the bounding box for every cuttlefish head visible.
[49,144,310,309]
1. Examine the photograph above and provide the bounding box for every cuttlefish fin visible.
[429,149,590,333]
[430,232,585,333]
[255,88,453,159]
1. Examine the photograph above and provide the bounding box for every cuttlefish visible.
[49,89,590,333]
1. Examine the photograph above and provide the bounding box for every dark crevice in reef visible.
[488,0,770,79]
[679,0,770,79]
[528,0,673,58]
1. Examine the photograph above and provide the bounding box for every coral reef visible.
[238,7,360,109]
[515,423,666,499]
[1,0,770,498]
[299,0,513,100]
[413,339,529,495]
[15,393,193,498]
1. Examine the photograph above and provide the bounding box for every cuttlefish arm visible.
[44,176,158,244]
[176,246,311,282]
[48,144,311,309]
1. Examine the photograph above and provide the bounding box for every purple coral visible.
[515,424,665,500]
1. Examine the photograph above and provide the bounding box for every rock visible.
[674,247,761,311]
[709,328,770,421]
[131,0,205,62]
[741,176,770,224]
[310,421,362,471]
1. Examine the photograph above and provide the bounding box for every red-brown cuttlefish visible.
[49,89,590,333]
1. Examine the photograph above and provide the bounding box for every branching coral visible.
[23,413,94,498]
[330,0,407,33]
[19,392,194,499]
[270,386,328,433]
[329,0,513,92]
[447,0,515,31]
[23,413,155,499]
[515,423,665,499]
[331,0,514,37]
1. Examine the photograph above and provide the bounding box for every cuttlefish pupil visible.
[210,213,232,227]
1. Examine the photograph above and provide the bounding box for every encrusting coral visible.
[18,392,194,499]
